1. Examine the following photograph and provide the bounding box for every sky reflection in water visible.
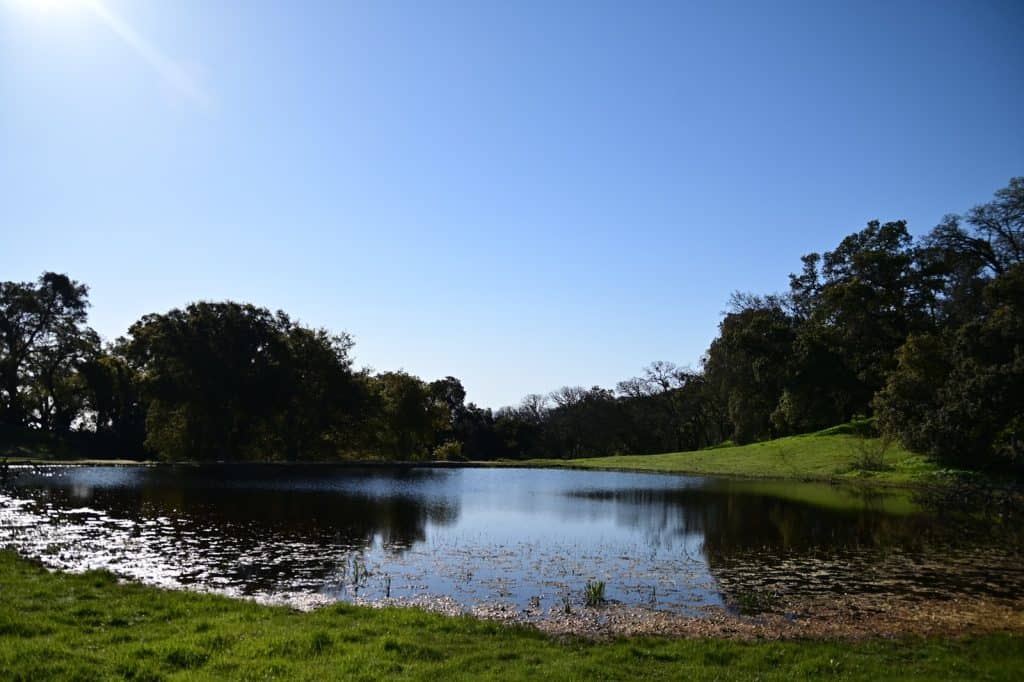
[1,466,1021,617]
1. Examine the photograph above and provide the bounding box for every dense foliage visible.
[1,178,1020,470]
[701,179,1023,472]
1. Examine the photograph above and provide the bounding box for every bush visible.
[432,441,466,461]
[849,434,892,472]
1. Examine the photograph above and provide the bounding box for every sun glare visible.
[12,0,80,11]
[6,0,210,107]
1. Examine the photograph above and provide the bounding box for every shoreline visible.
[4,551,1023,643]
[3,552,1022,681]
[2,456,969,491]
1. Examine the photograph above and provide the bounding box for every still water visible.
[1,465,1020,618]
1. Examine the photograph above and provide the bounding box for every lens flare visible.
[6,0,210,108]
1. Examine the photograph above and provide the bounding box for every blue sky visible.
[1,0,1021,408]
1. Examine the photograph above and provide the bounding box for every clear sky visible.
[1,0,1022,408]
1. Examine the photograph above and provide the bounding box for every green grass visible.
[516,425,950,486]
[0,552,1021,680]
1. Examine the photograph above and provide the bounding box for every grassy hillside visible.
[517,424,947,486]
[1,552,1021,681]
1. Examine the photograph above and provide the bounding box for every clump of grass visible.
[584,580,606,607]
[309,631,332,655]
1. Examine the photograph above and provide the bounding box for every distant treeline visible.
[1,178,1021,471]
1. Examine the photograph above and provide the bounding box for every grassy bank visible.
[0,552,1020,681]
[516,424,947,486]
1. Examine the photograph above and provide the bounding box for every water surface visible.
[1,465,1020,618]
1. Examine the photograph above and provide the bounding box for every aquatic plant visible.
[336,554,372,592]
[585,580,606,607]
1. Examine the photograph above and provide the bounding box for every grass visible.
[515,424,950,487]
[584,580,606,607]
[1,552,1022,680]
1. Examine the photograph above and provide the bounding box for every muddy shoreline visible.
[90,564,1024,642]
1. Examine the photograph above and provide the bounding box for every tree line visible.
[1,178,1021,471]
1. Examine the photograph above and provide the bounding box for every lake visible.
[1,465,1021,623]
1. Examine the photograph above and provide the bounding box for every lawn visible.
[516,424,947,486]
[0,551,1021,680]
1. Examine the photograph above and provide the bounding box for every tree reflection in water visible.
[3,466,1021,614]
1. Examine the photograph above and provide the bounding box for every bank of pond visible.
[1,550,1022,680]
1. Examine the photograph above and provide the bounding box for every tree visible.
[927,177,1024,278]
[270,325,360,461]
[616,362,724,453]
[124,301,359,461]
[0,272,95,431]
[80,347,146,453]
[814,220,937,405]
[544,385,624,458]
[369,371,444,460]
[704,296,795,443]
[920,178,1024,327]
[875,263,1024,471]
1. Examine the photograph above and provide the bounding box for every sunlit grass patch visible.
[517,422,958,488]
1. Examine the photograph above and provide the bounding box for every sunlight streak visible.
[6,0,213,107]
[79,0,211,108]
[8,0,211,107]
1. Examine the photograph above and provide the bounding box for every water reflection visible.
[13,465,459,551]
[579,484,946,548]
[1,466,1021,616]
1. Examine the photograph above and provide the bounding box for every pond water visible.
[1,465,1021,620]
